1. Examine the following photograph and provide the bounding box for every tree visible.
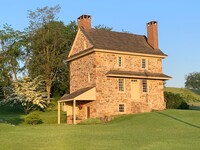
[0,24,25,80]
[185,72,200,90]
[94,24,112,31]
[51,21,78,97]
[26,5,69,103]
[4,76,47,114]
[0,24,25,99]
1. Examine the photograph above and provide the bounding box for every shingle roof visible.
[107,70,171,80]
[59,86,94,101]
[81,28,167,56]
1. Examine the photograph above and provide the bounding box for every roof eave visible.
[107,73,172,81]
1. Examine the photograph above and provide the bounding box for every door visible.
[131,79,140,101]
[87,106,90,119]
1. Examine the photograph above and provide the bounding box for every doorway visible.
[131,79,140,101]
[87,106,90,119]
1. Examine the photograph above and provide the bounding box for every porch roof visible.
[106,70,171,80]
[59,86,96,102]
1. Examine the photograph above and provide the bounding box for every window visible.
[83,40,87,49]
[142,80,148,93]
[118,56,123,67]
[119,104,125,112]
[118,79,124,92]
[88,73,91,83]
[141,58,146,69]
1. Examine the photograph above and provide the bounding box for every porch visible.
[58,86,96,125]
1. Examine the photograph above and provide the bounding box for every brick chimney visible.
[77,15,91,29]
[146,21,158,49]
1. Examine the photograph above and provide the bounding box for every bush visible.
[164,92,189,109]
[24,112,42,125]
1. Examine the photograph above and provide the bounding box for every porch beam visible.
[58,102,61,125]
[73,100,76,124]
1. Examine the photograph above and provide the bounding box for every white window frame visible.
[118,103,126,113]
[118,56,124,68]
[142,79,148,93]
[141,58,148,69]
[118,78,125,92]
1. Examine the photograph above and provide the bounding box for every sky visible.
[1,0,200,88]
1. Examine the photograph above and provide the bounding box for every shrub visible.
[164,92,189,109]
[24,112,42,125]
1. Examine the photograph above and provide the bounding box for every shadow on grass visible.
[189,89,200,96]
[0,105,25,125]
[189,105,200,110]
[156,112,200,129]
[0,116,24,125]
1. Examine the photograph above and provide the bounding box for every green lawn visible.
[0,109,200,150]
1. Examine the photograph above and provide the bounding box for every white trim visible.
[94,48,167,58]
[107,74,171,80]
[67,48,167,62]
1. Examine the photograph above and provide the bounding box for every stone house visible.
[58,15,171,124]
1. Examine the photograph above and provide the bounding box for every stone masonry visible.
[64,15,170,122]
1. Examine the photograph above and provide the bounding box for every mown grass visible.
[0,109,200,150]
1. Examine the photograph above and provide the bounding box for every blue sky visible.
[1,0,200,88]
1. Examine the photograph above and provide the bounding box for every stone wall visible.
[69,53,96,93]
[92,52,165,118]
[69,50,165,119]
[70,30,93,56]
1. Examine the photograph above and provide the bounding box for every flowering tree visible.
[5,76,47,114]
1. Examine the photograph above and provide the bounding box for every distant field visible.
[0,110,200,150]
[164,87,200,101]
[165,87,200,110]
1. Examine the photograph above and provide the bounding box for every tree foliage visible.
[164,91,189,109]
[0,24,25,99]
[26,5,69,102]
[4,76,47,114]
[185,72,200,90]
[94,24,112,31]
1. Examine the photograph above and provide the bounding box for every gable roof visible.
[81,28,167,56]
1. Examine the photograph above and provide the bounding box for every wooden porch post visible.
[73,100,76,124]
[58,102,60,125]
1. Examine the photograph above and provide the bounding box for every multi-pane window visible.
[142,80,148,93]
[141,58,146,69]
[118,79,124,92]
[119,104,125,112]
[118,56,123,67]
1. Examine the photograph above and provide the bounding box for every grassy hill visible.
[165,87,200,109]
[165,87,200,100]
[0,109,200,150]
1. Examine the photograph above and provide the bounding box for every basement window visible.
[119,103,125,113]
